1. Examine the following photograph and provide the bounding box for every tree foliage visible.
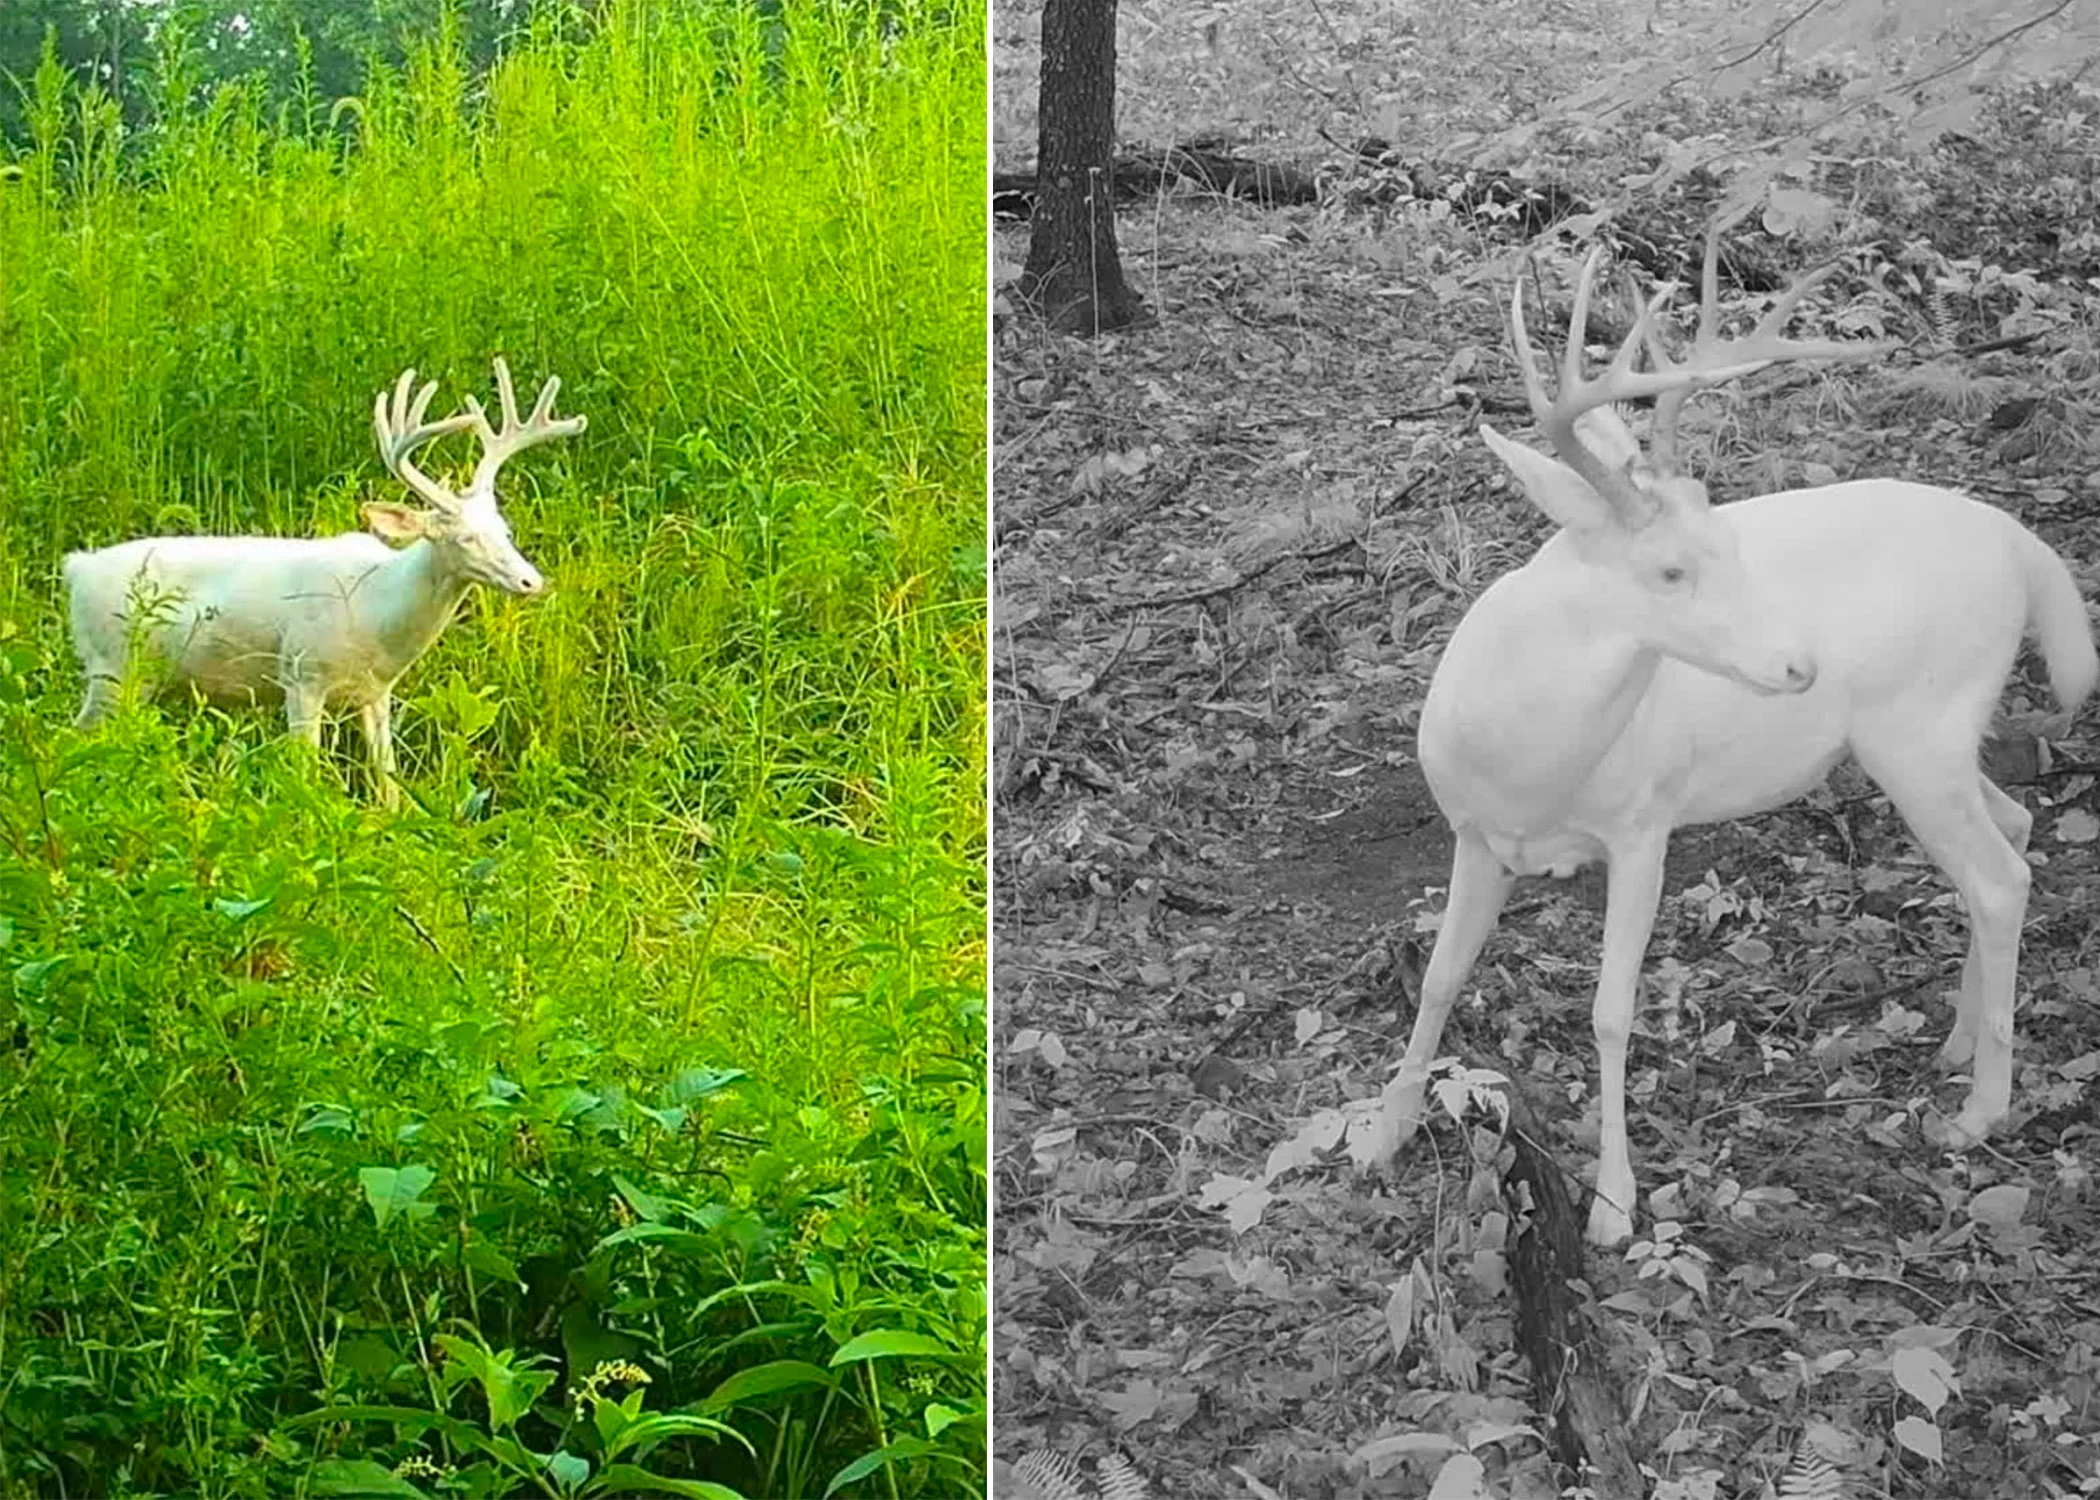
[0,0,534,147]
[1468,0,2100,213]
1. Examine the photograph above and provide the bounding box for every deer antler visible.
[1512,220,1884,519]
[1644,222,1878,476]
[463,358,587,496]
[373,369,480,511]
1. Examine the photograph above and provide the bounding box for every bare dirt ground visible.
[994,4,2100,1496]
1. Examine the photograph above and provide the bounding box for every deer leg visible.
[1943,778,2033,1066]
[1588,831,1669,1247]
[1982,778,2033,854]
[283,680,326,750]
[360,695,399,810]
[74,675,119,728]
[1366,827,1514,1164]
[1857,747,2031,1145]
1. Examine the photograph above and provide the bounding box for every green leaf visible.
[298,1105,355,1136]
[828,1329,953,1367]
[359,1164,437,1231]
[592,1388,649,1448]
[596,1224,720,1256]
[635,1103,688,1133]
[308,1459,433,1498]
[434,1334,556,1430]
[461,1237,525,1290]
[612,1174,681,1224]
[599,1410,752,1462]
[546,1449,590,1493]
[591,1464,748,1499]
[279,1404,483,1451]
[702,1359,836,1409]
[667,1066,748,1103]
[213,895,272,920]
[822,1436,935,1497]
[12,955,65,994]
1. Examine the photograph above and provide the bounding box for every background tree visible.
[0,2,149,144]
[1453,0,2100,222]
[1019,0,1142,334]
[0,0,527,148]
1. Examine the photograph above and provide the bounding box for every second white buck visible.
[1358,227,2096,1246]
[65,358,585,807]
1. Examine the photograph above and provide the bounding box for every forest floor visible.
[992,2,2100,1497]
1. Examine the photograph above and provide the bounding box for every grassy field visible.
[0,2,986,1496]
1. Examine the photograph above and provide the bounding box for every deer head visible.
[367,358,587,595]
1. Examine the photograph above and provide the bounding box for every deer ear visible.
[363,502,431,542]
[1479,423,1622,535]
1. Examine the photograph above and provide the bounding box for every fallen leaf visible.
[1966,1182,2030,1230]
[1725,936,1773,967]
[1893,1414,1943,1462]
[2054,808,2099,844]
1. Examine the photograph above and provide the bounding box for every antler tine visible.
[1650,223,1729,474]
[1512,246,1709,519]
[373,367,477,511]
[1508,273,1557,424]
[1693,215,1724,343]
[494,355,521,431]
[529,373,563,427]
[1556,245,1607,400]
[466,357,588,495]
[1647,220,1889,474]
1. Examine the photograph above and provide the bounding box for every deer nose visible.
[1782,656,1817,692]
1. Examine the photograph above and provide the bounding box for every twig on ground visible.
[1953,332,2045,358]
[1106,536,1360,614]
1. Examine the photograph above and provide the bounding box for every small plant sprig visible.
[1625,1220,1714,1301]
[288,1343,753,1499]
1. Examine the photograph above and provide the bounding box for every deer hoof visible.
[1923,1109,1992,1151]
[1586,1196,1634,1248]
[1350,1107,1421,1175]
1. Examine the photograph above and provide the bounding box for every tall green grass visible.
[0,1,986,1496]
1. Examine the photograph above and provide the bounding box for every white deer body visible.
[67,530,482,723]
[1427,481,2086,870]
[65,360,583,807]
[1360,232,2097,1246]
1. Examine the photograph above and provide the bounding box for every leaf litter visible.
[994,18,2100,1500]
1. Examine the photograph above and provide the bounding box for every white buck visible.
[1359,227,2097,1245]
[65,358,584,807]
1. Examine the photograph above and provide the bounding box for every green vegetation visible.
[2,1,542,148]
[0,2,987,1496]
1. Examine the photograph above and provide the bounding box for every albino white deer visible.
[1358,227,2097,1245]
[65,358,585,808]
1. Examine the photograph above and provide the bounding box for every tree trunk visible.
[1020,0,1143,335]
[1502,1088,1643,1495]
[102,1,122,106]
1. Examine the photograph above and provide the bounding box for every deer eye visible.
[1659,565,1689,586]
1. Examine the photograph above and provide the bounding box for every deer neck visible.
[1421,564,1666,831]
[360,538,475,679]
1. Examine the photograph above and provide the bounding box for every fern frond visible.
[1927,283,1960,348]
[1098,1452,1152,1500]
[1776,1447,1846,1500]
[1014,1449,1089,1500]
